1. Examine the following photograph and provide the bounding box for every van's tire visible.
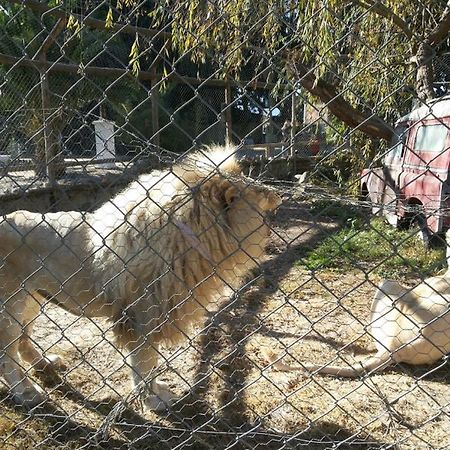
[403,205,432,248]
[359,186,379,216]
[429,231,447,249]
[413,213,432,248]
[359,184,369,202]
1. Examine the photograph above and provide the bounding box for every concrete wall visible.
[0,179,128,215]
[0,159,164,215]
[0,157,308,215]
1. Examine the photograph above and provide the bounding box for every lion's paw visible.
[13,382,47,410]
[33,354,66,386]
[44,354,67,371]
[142,381,177,412]
[33,353,66,373]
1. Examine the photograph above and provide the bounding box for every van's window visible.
[414,124,448,152]
[391,127,407,156]
[384,126,407,164]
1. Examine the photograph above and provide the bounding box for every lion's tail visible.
[263,349,392,378]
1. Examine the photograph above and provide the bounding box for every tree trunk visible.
[415,1,450,102]
[415,42,435,102]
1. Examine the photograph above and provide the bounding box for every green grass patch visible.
[300,208,446,278]
[309,199,364,223]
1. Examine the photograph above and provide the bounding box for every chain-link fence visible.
[1,1,450,449]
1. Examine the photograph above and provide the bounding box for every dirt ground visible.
[0,198,449,450]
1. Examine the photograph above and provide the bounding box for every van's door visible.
[371,124,409,220]
[384,123,408,187]
[399,118,450,232]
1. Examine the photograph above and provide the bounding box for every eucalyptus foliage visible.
[2,1,450,180]
[102,1,450,179]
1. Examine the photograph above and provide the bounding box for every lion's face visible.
[206,177,282,260]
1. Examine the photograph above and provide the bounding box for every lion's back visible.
[0,210,91,290]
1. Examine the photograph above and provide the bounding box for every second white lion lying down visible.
[0,146,281,411]
[266,271,450,377]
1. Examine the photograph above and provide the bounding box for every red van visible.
[360,96,450,240]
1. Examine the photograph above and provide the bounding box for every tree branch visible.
[290,57,393,141]
[427,0,450,47]
[34,17,67,60]
[351,0,414,39]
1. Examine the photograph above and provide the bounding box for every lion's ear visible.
[210,181,238,209]
[257,190,282,211]
[224,185,238,208]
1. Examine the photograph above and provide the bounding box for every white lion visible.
[0,146,281,410]
[267,270,450,377]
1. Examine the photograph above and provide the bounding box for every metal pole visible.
[290,92,296,157]
[150,68,160,151]
[224,80,232,144]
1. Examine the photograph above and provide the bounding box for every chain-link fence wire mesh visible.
[1,1,450,449]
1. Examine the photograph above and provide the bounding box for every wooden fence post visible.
[39,67,61,184]
[34,18,67,183]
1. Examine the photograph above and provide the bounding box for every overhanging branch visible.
[351,0,414,39]
[427,0,450,47]
[290,58,393,142]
